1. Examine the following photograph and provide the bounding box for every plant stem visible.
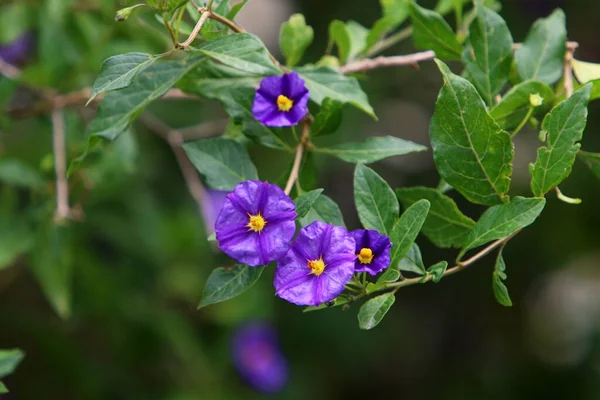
[177,8,210,48]
[52,109,71,222]
[283,119,311,195]
[511,107,534,138]
[365,26,413,58]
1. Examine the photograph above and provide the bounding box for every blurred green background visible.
[1,0,600,398]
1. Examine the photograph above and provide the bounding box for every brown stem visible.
[564,43,576,98]
[51,109,71,222]
[177,8,210,48]
[340,50,435,74]
[283,119,310,195]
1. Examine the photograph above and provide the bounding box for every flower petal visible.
[219,230,264,266]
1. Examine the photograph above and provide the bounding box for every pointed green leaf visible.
[358,292,395,330]
[315,136,427,164]
[578,150,600,181]
[311,98,343,137]
[0,159,45,189]
[198,264,265,308]
[431,60,513,205]
[0,219,34,270]
[461,197,546,255]
[463,3,513,106]
[354,164,399,234]
[366,0,410,50]
[280,14,314,67]
[389,199,430,267]
[300,194,345,227]
[0,381,7,394]
[294,189,324,219]
[200,0,231,40]
[515,9,566,84]
[0,349,24,378]
[182,138,258,190]
[409,1,462,60]
[398,243,426,275]
[490,80,554,130]
[396,187,475,248]
[530,84,592,196]
[227,0,248,20]
[493,250,512,306]
[428,261,448,283]
[572,59,600,84]
[329,20,352,64]
[303,295,350,312]
[376,268,401,285]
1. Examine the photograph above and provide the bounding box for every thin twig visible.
[283,119,310,195]
[51,109,71,222]
[564,43,576,98]
[0,58,21,80]
[177,8,210,48]
[340,50,435,74]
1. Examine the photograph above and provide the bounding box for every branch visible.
[564,43,577,98]
[283,119,310,195]
[177,7,211,48]
[51,109,71,222]
[340,50,435,74]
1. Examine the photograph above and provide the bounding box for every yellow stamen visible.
[276,95,294,112]
[357,248,374,264]
[247,213,266,233]
[307,257,325,276]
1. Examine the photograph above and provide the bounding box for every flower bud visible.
[530,93,544,107]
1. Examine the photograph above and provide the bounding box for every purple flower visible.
[0,32,34,65]
[215,180,296,267]
[203,189,228,234]
[232,321,288,394]
[352,229,392,276]
[252,72,309,127]
[274,221,356,306]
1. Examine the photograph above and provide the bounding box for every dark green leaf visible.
[0,349,24,378]
[530,84,592,196]
[462,3,513,106]
[409,1,462,60]
[0,159,45,189]
[515,9,566,85]
[354,164,399,234]
[300,194,345,227]
[198,264,265,309]
[461,197,546,256]
[389,199,430,267]
[0,219,34,270]
[490,80,554,130]
[428,261,448,283]
[398,243,426,275]
[294,189,324,219]
[146,0,188,12]
[182,138,258,190]
[493,250,512,306]
[358,292,395,330]
[303,295,350,312]
[431,59,513,205]
[280,14,314,67]
[311,98,343,137]
[314,136,427,164]
[578,151,600,181]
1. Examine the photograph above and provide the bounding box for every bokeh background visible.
[1,0,600,399]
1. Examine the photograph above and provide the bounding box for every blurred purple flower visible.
[203,189,228,233]
[232,321,288,394]
[352,229,392,276]
[251,72,309,127]
[0,32,34,65]
[274,221,356,306]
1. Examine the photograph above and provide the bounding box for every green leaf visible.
[398,243,426,275]
[396,187,475,248]
[303,295,350,312]
[182,138,258,191]
[578,151,600,181]
[344,21,369,61]
[280,14,314,67]
[227,0,248,20]
[311,98,343,137]
[435,0,469,15]
[0,381,7,394]
[314,136,427,164]
[354,164,399,234]
[515,9,566,85]
[460,197,546,256]
[0,219,34,270]
[389,199,430,267]
[0,349,24,378]
[462,3,513,106]
[300,194,345,227]
[409,1,463,60]
[87,53,156,105]
[493,250,512,306]
[0,159,45,189]
[572,59,600,84]
[329,20,351,64]
[294,189,324,219]
[490,80,555,130]
[431,59,513,206]
[357,292,395,330]
[198,264,265,309]
[376,268,401,285]
[530,84,592,196]
[201,0,230,40]
[428,261,448,283]
[146,0,188,12]
[366,0,411,50]
[297,67,376,118]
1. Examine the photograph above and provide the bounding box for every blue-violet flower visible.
[252,71,309,127]
[274,221,356,306]
[352,229,392,275]
[215,180,296,267]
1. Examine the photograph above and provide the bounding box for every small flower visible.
[352,229,392,275]
[0,32,34,65]
[202,189,228,234]
[215,180,297,267]
[529,93,544,107]
[231,321,288,394]
[252,72,309,127]
[274,221,356,306]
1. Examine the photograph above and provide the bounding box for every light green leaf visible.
[398,243,426,275]
[201,0,230,40]
[428,261,448,283]
[515,9,566,84]
[463,3,513,106]
[0,349,24,378]
[389,199,430,267]
[396,187,475,248]
[461,197,546,256]
[182,138,258,191]
[409,1,462,60]
[0,159,45,189]
[297,66,376,118]
[358,292,396,330]
[294,189,324,219]
[311,98,343,137]
[329,20,351,64]
[344,21,369,61]
[87,53,156,105]
[376,268,401,285]
[146,0,188,12]
[314,136,427,164]
[578,151,600,181]
[431,60,513,206]
[572,59,600,85]
[530,84,592,196]
[280,14,314,67]
[493,250,512,306]
[0,381,7,394]
[435,0,469,15]
[490,80,554,130]
[198,264,265,309]
[354,164,399,234]
[300,194,345,227]
[0,219,34,270]
[227,0,248,20]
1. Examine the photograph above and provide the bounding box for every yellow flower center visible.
[357,248,374,264]
[307,257,325,276]
[276,95,294,112]
[247,213,266,233]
